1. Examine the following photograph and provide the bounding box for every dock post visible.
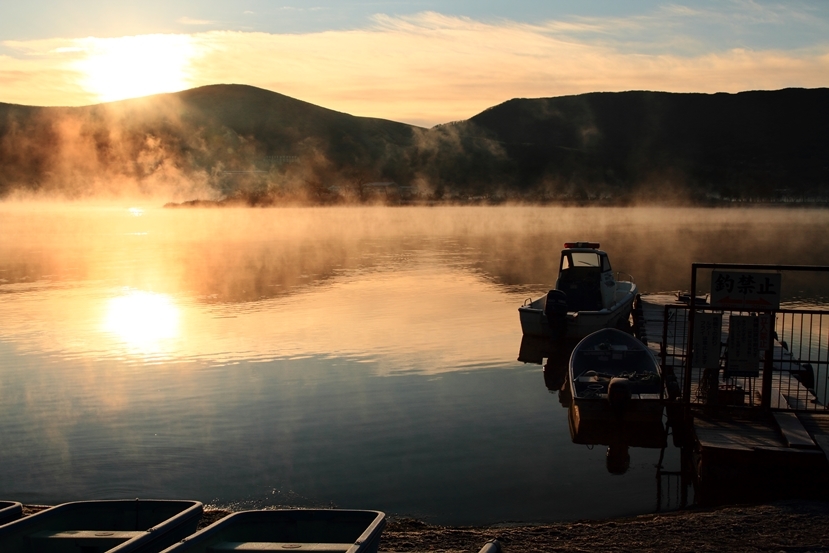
[684,265,699,415]
[760,310,776,410]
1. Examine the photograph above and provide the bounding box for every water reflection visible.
[0,267,519,373]
[0,204,821,522]
[103,290,180,353]
[526,332,689,513]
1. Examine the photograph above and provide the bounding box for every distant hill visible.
[453,88,829,202]
[1,85,827,203]
[0,84,420,201]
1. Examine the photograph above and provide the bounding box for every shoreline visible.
[377,501,829,552]
[22,500,829,552]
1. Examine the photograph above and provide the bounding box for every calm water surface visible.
[1,204,828,524]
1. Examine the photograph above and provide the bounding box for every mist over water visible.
[1,203,828,523]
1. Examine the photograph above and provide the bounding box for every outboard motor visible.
[544,289,568,339]
[607,377,632,417]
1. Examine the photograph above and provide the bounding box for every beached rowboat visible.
[159,509,386,553]
[0,499,202,553]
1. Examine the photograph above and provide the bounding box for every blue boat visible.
[160,509,386,553]
[0,501,23,526]
[0,499,202,553]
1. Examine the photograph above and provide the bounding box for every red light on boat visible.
[563,242,600,249]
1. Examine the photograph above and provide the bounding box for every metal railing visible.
[661,305,829,410]
[663,263,829,411]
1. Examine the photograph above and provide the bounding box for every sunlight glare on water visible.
[102,289,180,355]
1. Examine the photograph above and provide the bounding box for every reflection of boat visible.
[160,510,386,553]
[518,242,636,339]
[569,328,663,424]
[568,403,666,448]
[517,334,551,365]
[0,499,202,553]
[567,328,666,475]
[517,334,571,393]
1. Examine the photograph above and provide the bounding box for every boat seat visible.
[207,542,353,552]
[29,529,144,552]
[556,269,603,312]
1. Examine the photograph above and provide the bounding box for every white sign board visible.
[693,313,722,368]
[710,271,782,311]
[726,315,760,377]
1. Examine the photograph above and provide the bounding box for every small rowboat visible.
[0,499,202,553]
[0,501,22,526]
[569,328,663,424]
[160,509,386,553]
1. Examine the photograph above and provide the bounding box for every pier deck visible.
[638,294,829,494]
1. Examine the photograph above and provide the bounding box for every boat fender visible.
[607,377,632,416]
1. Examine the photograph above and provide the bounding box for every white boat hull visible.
[518,282,637,339]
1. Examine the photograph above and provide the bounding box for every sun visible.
[73,34,197,102]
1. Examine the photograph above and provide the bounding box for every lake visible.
[1,204,828,525]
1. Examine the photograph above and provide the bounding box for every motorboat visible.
[159,509,386,553]
[568,328,663,426]
[0,499,202,553]
[518,242,636,340]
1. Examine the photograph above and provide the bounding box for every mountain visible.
[1,85,827,203]
[0,84,420,200]
[451,88,829,202]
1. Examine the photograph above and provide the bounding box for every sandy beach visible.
[166,500,829,552]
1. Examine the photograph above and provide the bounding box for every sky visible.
[1,1,828,127]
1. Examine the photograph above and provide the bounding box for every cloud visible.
[178,17,215,26]
[1,10,828,126]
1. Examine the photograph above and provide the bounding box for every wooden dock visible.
[638,294,829,499]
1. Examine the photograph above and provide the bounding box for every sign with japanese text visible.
[710,271,781,310]
[693,313,722,368]
[726,315,760,377]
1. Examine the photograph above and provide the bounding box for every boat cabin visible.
[554,242,617,312]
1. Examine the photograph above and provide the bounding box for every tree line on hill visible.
[0,85,826,205]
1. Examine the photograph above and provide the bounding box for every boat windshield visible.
[570,252,601,267]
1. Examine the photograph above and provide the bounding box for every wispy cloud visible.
[178,17,215,26]
[1,9,827,125]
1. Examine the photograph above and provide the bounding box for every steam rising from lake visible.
[2,203,828,371]
[2,203,829,521]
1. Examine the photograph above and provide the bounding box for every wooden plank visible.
[812,434,829,459]
[693,416,784,451]
[773,411,818,449]
[796,412,829,459]
[797,412,829,434]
